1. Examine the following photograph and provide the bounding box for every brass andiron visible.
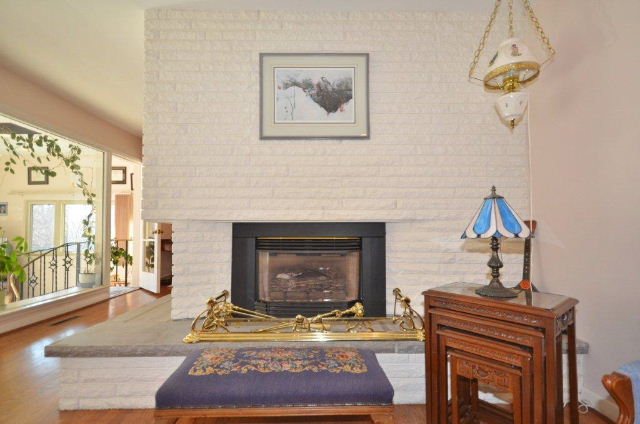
[254,302,370,334]
[198,290,276,333]
[183,288,425,343]
[392,288,425,332]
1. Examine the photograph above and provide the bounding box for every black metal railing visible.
[21,242,83,300]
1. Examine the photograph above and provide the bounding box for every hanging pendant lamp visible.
[468,0,556,129]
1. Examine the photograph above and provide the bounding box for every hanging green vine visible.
[1,133,97,273]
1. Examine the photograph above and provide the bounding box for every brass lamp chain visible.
[523,0,556,62]
[508,0,515,38]
[468,0,502,82]
[468,0,556,81]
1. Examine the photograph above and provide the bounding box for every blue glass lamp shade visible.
[461,186,530,239]
[461,186,530,299]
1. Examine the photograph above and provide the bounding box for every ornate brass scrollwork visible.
[183,288,425,343]
[392,288,425,332]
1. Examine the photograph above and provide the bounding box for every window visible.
[28,201,96,251]
[29,204,56,251]
[64,203,94,244]
[1,112,106,290]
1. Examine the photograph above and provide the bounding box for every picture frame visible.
[0,202,7,216]
[260,53,369,139]
[27,167,49,185]
[111,166,127,184]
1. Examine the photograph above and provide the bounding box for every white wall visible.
[142,10,531,319]
[0,64,141,161]
[530,0,640,416]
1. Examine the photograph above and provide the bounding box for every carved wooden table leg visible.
[437,335,448,424]
[568,319,579,424]
[450,356,461,424]
[544,320,560,424]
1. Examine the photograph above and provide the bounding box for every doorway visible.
[140,222,172,294]
[109,155,141,287]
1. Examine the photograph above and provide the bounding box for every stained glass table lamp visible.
[461,186,531,298]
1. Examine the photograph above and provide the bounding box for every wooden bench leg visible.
[371,413,394,424]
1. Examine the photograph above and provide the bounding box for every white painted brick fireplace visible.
[142,9,530,319]
[52,9,590,412]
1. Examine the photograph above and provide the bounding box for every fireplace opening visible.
[257,238,361,303]
[232,223,386,317]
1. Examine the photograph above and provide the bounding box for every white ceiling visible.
[0,1,494,137]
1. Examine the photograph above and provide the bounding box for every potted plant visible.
[78,217,97,288]
[2,133,100,289]
[110,244,133,282]
[0,232,27,306]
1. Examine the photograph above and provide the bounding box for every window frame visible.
[26,200,92,251]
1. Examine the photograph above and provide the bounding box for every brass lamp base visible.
[475,236,519,299]
[475,281,518,299]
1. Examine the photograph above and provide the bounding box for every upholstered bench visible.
[155,347,395,424]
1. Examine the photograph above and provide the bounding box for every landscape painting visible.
[274,68,355,123]
[260,53,369,139]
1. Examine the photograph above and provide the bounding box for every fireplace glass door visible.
[258,250,360,303]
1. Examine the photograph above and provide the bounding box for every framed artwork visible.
[111,166,127,184]
[260,53,369,139]
[27,167,49,185]
[0,203,7,216]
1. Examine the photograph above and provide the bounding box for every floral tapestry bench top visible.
[156,347,394,409]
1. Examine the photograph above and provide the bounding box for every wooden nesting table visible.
[423,282,579,424]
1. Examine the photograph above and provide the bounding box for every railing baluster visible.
[63,244,70,290]
[50,249,56,295]
[124,240,129,287]
[17,242,85,301]
[75,243,81,288]
[39,253,44,297]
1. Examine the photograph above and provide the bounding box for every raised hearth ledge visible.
[46,295,589,410]
[44,296,425,358]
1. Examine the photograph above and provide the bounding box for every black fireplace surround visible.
[232,223,386,317]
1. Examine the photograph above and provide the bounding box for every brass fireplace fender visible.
[183,288,425,343]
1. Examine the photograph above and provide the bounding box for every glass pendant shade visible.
[496,91,529,128]
[484,38,541,91]
[468,0,554,129]
[461,186,530,240]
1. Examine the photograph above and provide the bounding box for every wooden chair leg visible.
[603,372,635,424]
[371,413,394,424]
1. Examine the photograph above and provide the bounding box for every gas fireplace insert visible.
[232,223,386,317]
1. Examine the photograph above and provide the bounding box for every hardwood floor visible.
[0,287,168,424]
[0,286,611,424]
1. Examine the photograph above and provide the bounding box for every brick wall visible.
[57,354,425,408]
[58,354,582,409]
[143,10,531,319]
